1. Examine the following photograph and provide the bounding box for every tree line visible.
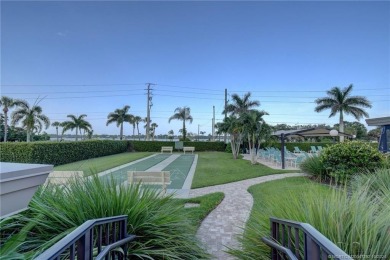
[1,84,374,144]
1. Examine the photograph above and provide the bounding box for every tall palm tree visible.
[51,121,61,142]
[106,106,132,140]
[60,121,68,141]
[241,110,268,164]
[223,92,260,117]
[143,117,149,140]
[314,84,371,142]
[168,129,174,140]
[62,114,92,141]
[133,116,143,140]
[129,116,136,139]
[215,116,243,159]
[0,96,23,142]
[11,99,50,142]
[150,122,158,141]
[168,107,193,140]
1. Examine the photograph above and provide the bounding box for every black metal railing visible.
[36,215,136,260]
[262,217,353,260]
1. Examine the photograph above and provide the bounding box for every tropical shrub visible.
[299,154,327,179]
[229,177,390,259]
[225,144,232,153]
[0,176,208,259]
[320,141,384,183]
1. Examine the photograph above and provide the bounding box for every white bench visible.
[161,146,173,154]
[183,146,195,154]
[45,171,83,185]
[128,171,171,193]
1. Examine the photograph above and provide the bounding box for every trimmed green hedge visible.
[129,141,226,152]
[0,140,129,166]
[0,140,226,166]
[261,141,378,153]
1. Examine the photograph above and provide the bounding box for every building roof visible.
[365,117,390,126]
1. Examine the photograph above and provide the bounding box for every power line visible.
[0,83,145,87]
[19,94,145,100]
[2,89,145,95]
[156,84,221,92]
[230,88,390,93]
[2,81,387,92]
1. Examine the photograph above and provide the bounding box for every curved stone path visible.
[188,172,306,259]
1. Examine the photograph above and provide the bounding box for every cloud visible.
[56,31,68,37]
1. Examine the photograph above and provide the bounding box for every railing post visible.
[77,229,92,260]
[264,218,352,260]
[271,219,278,260]
[121,219,128,259]
[305,234,320,260]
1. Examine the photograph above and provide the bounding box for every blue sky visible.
[1,1,389,137]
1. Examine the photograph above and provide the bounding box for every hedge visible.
[260,141,378,153]
[0,140,226,166]
[129,140,226,152]
[0,140,129,166]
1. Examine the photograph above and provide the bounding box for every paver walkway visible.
[188,172,305,259]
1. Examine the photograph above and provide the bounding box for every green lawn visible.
[247,177,330,221]
[191,152,299,188]
[54,152,153,176]
[229,177,330,259]
[176,192,225,231]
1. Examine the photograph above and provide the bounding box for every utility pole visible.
[146,83,154,141]
[212,105,215,141]
[198,124,200,141]
[224,88,227,143]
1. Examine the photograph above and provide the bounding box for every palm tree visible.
[150,122,158,141]
[168,129,174,140]
[215,116,243,159]
[314,84,371,142]
[143,117,149,140]
[168,107,193,141]
[106,106,132,140]
[129,116,136,139]
[133,116,143,140]
[0,96,24,142]
[11,99,50,142]
[51,121,61,141]
[241,110,268,164]
[62,114,92,141]
[223,92,260,117]
[59,121,68,141]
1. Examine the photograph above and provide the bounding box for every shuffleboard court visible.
[163,154,195,189]
[100,154,171,183]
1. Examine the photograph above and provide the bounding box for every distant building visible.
[366,117,390,153]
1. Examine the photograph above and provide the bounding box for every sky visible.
[1,1,389,137]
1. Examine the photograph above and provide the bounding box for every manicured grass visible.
[229,177,329,259]
[176,192,225,230]
[53,152,153,176]
[191,152,299,188]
